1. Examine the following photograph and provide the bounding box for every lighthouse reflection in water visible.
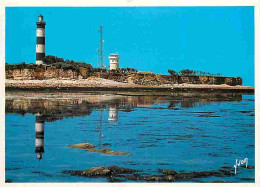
[35,114,45,160]
[33,105,120,160]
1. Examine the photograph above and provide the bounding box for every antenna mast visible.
[97,25,104,68]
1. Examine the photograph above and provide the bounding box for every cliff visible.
[5,66,242,86]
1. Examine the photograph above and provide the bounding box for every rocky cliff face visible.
[6,67,125,81]
[99,73,242,86]
[6,67,80,80]
[5,67,242,86]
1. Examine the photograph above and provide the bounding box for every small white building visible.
[109,54,119,70]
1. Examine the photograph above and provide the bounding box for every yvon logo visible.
[234,158,248,174]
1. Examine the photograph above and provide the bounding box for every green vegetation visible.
[116,68,137,74]
[5,55,94,72]
[5,62,39,71]
[43,56,93,72]
[5,56,138,74]
[6,56,223,78]
[168,69,222,77]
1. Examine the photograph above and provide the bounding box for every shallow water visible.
[5,92,255,182]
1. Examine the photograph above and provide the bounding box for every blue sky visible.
[6,7,254,86]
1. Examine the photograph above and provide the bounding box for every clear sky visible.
[6,7,254,86]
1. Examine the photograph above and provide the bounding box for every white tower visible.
[36,15,46,65]
[108,105,118,123]
[109,54,119,70]
[35,113,45,160]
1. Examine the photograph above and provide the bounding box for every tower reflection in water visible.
[35,114,45,161]
[32,105,119,160]
[108,105,119,123]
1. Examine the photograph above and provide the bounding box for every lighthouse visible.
[36,15,46,65]
[109,54,119,70]
[35,114,45,160]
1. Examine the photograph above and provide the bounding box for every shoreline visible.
[5,79,254,94]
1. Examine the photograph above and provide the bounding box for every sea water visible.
[5,92,255,183]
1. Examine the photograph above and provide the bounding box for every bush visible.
[168,69,178,76]
[5,63,38,71]
[6,55,94,73]
[42,55,93,72]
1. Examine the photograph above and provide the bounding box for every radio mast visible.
[97,25,104,68]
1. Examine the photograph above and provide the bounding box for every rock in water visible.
[241,165,254,169]
[83,166,111,176]
[87,148,131,155]
[68,143,131,155]
[158,169,177,176]
[68,142,95,149]
[125,174,175,182]
[5,179,12,183]
[63,166,238,182]
[143,175,175,182]
[107,166,138,174]
[63,166,138,177]
[174,171,222,179]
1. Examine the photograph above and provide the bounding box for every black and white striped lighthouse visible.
[35,114,45,160]
[36,15,46,65]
